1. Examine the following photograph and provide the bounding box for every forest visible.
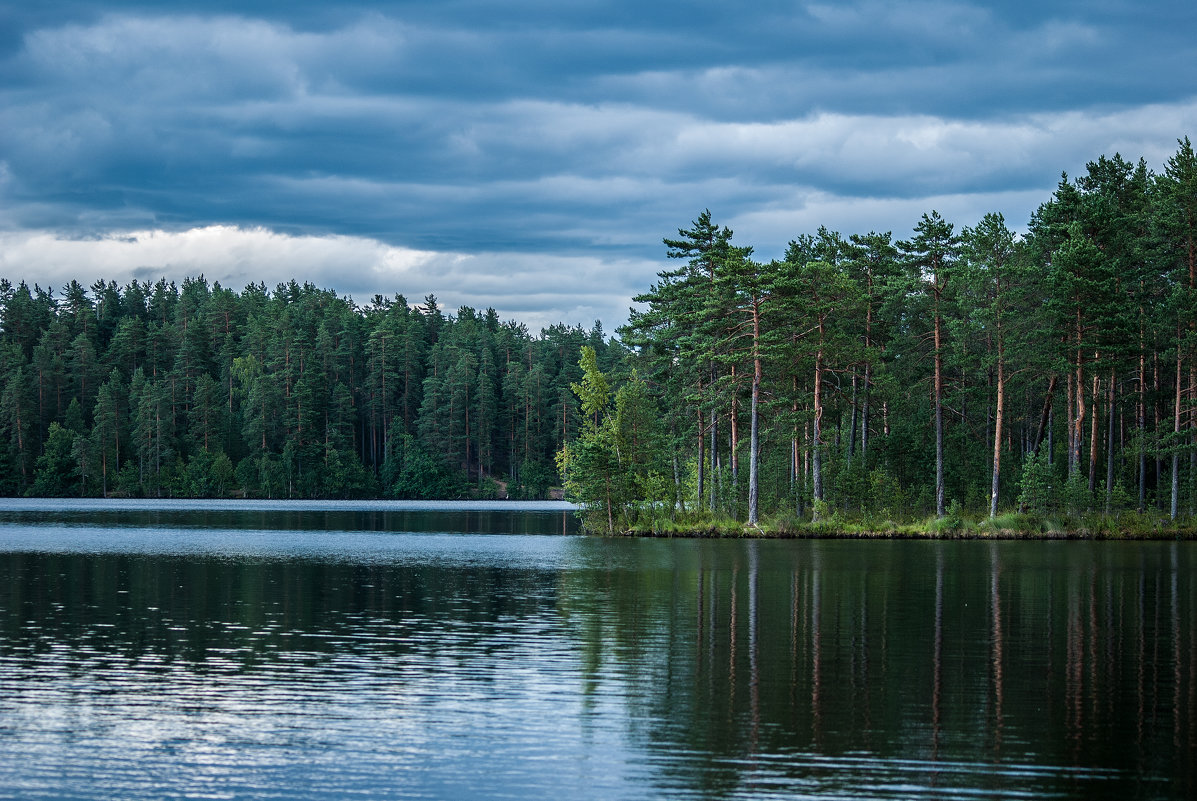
[0,277,614,501]
[562,139,1197,532]
[1,138,1195,534]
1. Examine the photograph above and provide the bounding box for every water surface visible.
[0,500,1192,799]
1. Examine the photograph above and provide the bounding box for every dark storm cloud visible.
[0,0,1194,326]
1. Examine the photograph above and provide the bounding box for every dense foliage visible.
[4,139,1196,531]
[559,139,1197,531]
[0,279,616,499]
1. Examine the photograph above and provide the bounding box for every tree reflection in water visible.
[0,535,1192,800]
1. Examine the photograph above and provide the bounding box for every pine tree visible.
[91,369,125,496]
[899,211,960,517]
[1,365,35,489]
[959,213,1028,516]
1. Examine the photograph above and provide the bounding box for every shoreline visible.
[618,524,1197,541]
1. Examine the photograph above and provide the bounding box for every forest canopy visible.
[0,278,613,500]
[2,139,1195,533]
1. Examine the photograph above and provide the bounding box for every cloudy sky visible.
[1,1,1194,330]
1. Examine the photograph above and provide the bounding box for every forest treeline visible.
[1,139,1195,532]
[0,275,616,499]
[559,139,1197,532]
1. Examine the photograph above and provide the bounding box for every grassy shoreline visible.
[622,527,1197,540]
[617,512,1197,540]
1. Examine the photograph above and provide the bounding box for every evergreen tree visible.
[91,369,125,496]
[1,365,35,490]
[899,211,960,517]
[958,213,1026,516]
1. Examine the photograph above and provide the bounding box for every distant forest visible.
[0,276,614,500]
[2,139,1196,532]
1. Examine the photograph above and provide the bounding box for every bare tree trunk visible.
[802,419,810,518]
[861,363,871,461]
[1089,370,1099,498]
[730,368,740,488]
[1155,349,1163,502]
[848,370,858,464]
[1106,367,1116,514]
[934,311,945,517]
[1031,375,1057,455]
[990,353,1004,518]
[749,374,759,525]
[1140,335,1147,512]
[812,345,825,518]
[791,373,799,517]
[1066,370,1075,475]
[748,304,762,525]
[672,440,684,515]
[1173,329,1182,520]
[709,391,718,513]
[1073,344,1086,484]
[696,377,705,512]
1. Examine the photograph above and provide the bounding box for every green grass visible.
[615,506,1197,540]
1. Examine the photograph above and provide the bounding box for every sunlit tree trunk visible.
[990,349,1004,518]
[748,300,762,525]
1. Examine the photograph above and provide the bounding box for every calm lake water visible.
[0,500,1193,800]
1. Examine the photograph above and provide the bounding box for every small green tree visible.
[559,347,669,533]
[558,346,620,532]
[1016,449,1056,515]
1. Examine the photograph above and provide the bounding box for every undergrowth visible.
[617,503,1197,539]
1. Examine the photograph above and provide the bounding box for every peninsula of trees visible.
[1,139,1196,536]
[563,140,1197,533]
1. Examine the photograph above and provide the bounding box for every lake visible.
[0,499,1193,800]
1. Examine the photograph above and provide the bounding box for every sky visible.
[1,1,1195,331]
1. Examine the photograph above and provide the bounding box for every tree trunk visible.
[861,363,871,460]
[1089,370,1099,497]
[990,352,1004,518]
[848,370,858,463]
[1106,366,1116,514]
[709,364,718,514]
[1173,329,1182,520]
[934,310,945,517]
[791,374,800,517]
[749,376,759,525]
[673,447,684,515]
[748,302,762,525]
[813,337,825,518]
[1073,349,1086,482]
[1155,349,1162,503]
[696,386,705,512]
[1139,332,1147,513]
[1031,375,1057,455]
[730,375,740,488]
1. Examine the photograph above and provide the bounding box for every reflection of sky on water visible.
[0,525,577,567]
[0,498,578,513]
[2,612,640,799]
[0,498,583,542]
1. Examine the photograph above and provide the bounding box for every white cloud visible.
[624,98,1197,186]
[730,188,1050,258]
[0,226,652,331]
[3,4,1194,337]
[20,14,410,100]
